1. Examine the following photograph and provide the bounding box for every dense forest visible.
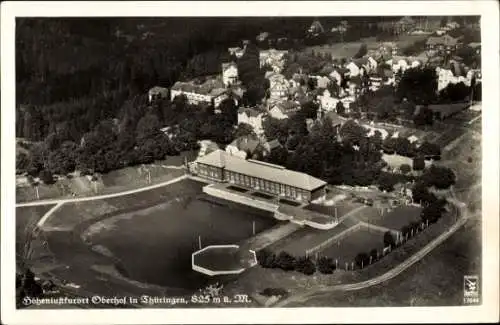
[15,17,478,180]
[15,17,399,142]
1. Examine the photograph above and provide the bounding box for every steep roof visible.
[274,100,300,112]
[426,35,458,46]
[229,136,261,154]
[222,62,237,70]
[237,106,267,117]
[171,79,226,96]
[196,149,327,191]
[309,19,325,33]
[148,86,168,95]
[266,139,282,150]
[351,57,369,67]
[397,16,415,25]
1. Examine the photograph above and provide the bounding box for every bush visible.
[39,169,55,185]
[418,141,441,157]
[377,172,399,192]
[16,152,31,172]
[412,181,438,205]
[369,249,379,263]
[420,199,446,224]
[400,163,411,174]
[421,165,456,189]
[260,288,288,297]
[383,231,396,248]
[275,251,296,271]
[257,249,276,268]
[354,252,370,268]
[295,256,316,275]
[317,256,335,274]
[412,156,425,171]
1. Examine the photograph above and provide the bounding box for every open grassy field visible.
[267,223,352,256]
[287,219,481,307]
[100,151,196,188]
[305,201,362,220]
[356,205,422,232]
[16,151,194,204]
[303,42,363,59]
[319,225,385,266]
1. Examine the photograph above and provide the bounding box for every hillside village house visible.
[237,106,267,135]
[468,69,482,84]
[345,61,362,77]
[269,100,301,120]
[225,135,279,160]
[228,46,246,59]
[195,149,327,203]
[308,19,325,36]
[256,32,270,43]
[309,75,331,89]
[266,72,290,100]
[379,42,400,57]
[340,96,356,111]
[346,57,377,77]
[148,86,169,103]
[426,35,461,56]
[446,21,461,30]
[369,75,383,92]
[436,66,473,92]
[222,62,239,87]
[225,135,262,160]
[170,79,228,108]
[259,49,288,73]
[329,67,349,86]
[394,16,416,35]
[317,89,340,112]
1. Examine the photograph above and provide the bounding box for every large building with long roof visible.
[170,78,228,108]
[195,149,327,203]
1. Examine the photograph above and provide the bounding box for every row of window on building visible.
[225,170,307,201]
[197,163,308,201]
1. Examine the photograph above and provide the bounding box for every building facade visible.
[170,80,228,108]
[195,150,327,203]
[222,62,239,87]
[237,106,267,135]
[426,35,460,56]
[259,49,288,73]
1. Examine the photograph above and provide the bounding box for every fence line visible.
[305,224,362,257]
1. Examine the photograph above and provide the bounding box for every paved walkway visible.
[274,200,469,307]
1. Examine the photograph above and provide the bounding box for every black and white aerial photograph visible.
[2,1,499,324]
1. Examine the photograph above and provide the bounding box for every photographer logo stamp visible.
[463,275,480,304]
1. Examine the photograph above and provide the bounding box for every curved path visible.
[16,175,188,208]
[274,202,470,307]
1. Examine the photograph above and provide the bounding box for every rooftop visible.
[148,86,169,95]
[237,105,267,117]
[196,149,327,191]
[426,35,459,46]
[171,78,226,96]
